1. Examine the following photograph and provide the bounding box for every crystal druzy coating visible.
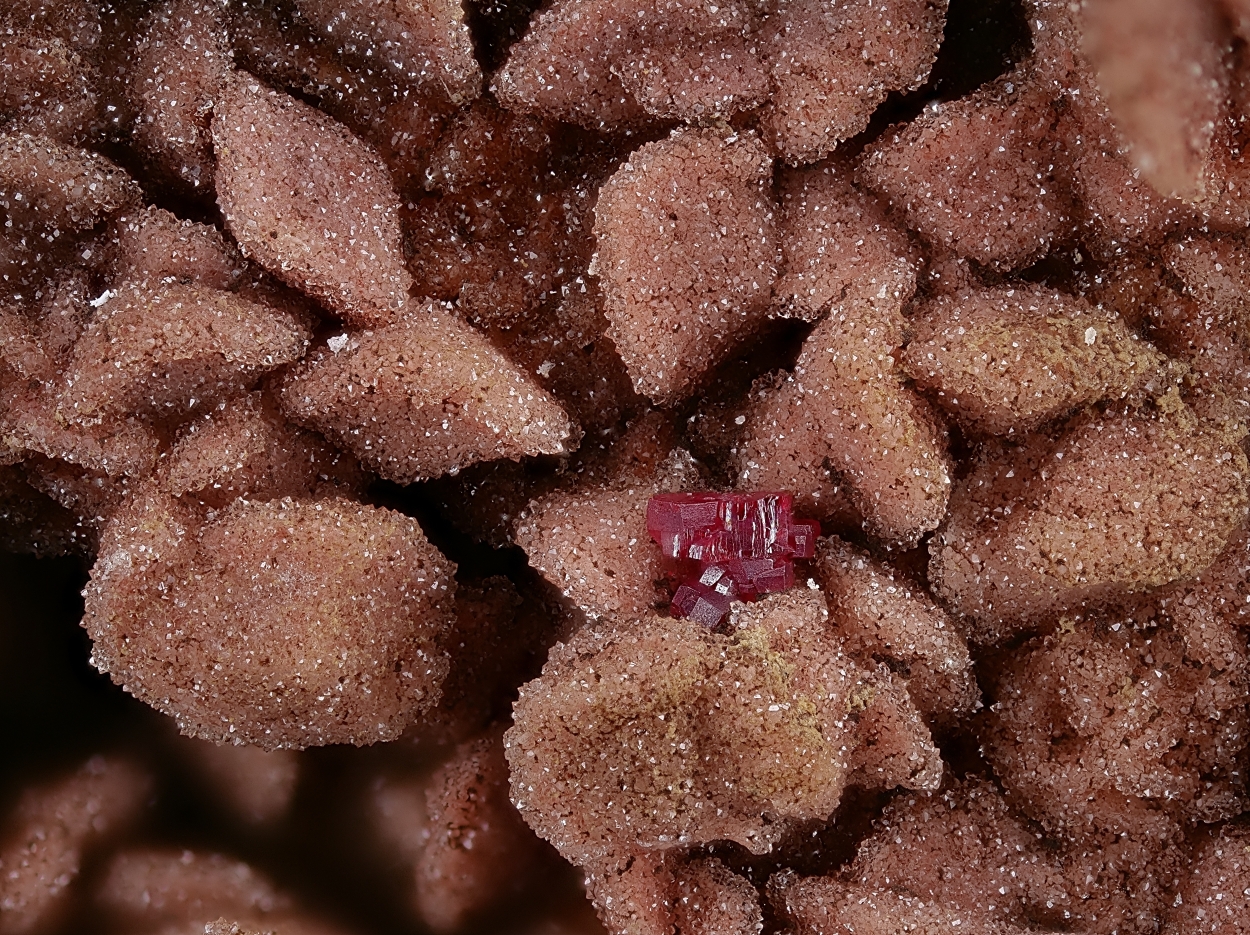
[646,491,819,625]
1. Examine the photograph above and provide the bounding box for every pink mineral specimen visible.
[646,491,818,626]
[108,205,244,291]
[772,162,919,322]
[515,440,702,622]
[178,740,300,827]
[0,1,100,145]
[60,281,311,424]
[1164,823,1250,935]
[96,847,353,935]
[82,487,457,749]
[166,390,363,509]
[414,729,559,933]
[815,535,978,726]
[291,0,482,104]
[585,853,762,935]
[735,284,952,546]
[860,71,1072,270]
[128,0,230,195]
[493,0,767,130]
[773,781,1072,935]
[982,612,1250,835]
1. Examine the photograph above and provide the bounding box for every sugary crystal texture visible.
[647,491,818,624]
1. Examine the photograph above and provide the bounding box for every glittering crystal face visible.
[647,492,819,625]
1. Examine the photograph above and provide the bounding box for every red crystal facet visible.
[646,492,820,627]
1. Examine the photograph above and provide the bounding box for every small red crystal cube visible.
[647,492,819,627]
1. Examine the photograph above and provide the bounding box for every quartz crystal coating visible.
[11,0,1250,932]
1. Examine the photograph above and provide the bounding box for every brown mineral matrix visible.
[0,134,139,236]
[777,885,1039,935]
[514,447,701,622]
[493,0,766,131]
[196,922,341,935]
[486,283,644,441]
[514,480,669,622]
[861,72,1070,270]
[61,282,311,423]
[97,850,291,929]
[492,0,647,131]
[737,286,952,546]
[773,781,1072,934]
[506,590,940,869]
[0,464,82,556]
[815,536,978,726]
[1082,0,1227,203]
[108,206,244,291]
[0,757,149,935]
[1019,0,1202,248]
[228,0,457,193]
[1091,255,1238,389]
[850,780,1073,928]
[772,163,918,322]
[611,2,768,125]
[97,849,352,935]
[1165,823,1250,934]
[1099,241,1250,395]
[177,742,300,826]
[931,397,1250,641]
[761,0,947,165]
[417,730,556,934]
[19,456,128,543]
[291,0,482,104]
[167,392,362,510]
[83,491,456,748]
[404,576,559,747]
[982,617,1250,837]
[1062,88,1192,252]
[0,1,100,146]
[404,100,604,334]
[2,374,161,479]
[1,394,161,485]
[712,370,844,525]
[279,305,575,484]
[212,73,412,328]
[206,923,269,935]
[1164,234,1250,322]
[583,853,761,935]
[0,278,167,488]
[1167,521,1250,636]
[129,0,230,194]
[0,273,89,392]
[901,284,1172,435]
[672,859,762,935]
[0,0,101,61]
[592,128,778,405]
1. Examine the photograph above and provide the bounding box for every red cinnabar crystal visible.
[647,492,819,626]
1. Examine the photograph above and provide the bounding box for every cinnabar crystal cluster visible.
[646,491,819,626]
